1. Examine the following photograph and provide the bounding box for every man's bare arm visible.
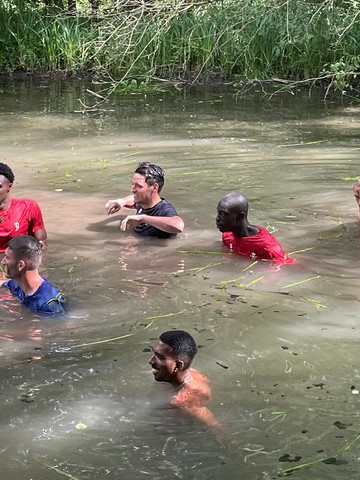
[105,194,136,215]
[180,404,220,428]
[121,214,184,234]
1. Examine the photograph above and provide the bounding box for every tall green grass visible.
[0,0,359,92]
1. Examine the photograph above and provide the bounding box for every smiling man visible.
[105,162,184,238]
[149,330,219,429]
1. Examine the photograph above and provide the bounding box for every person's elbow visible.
[173,216,185,234]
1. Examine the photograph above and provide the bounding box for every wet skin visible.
[149,340,219,429]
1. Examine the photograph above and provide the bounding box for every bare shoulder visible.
[182,368,212,402]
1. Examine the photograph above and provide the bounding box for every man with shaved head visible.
[216,192,294,263]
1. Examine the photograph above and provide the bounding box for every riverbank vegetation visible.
[0,0,359,96]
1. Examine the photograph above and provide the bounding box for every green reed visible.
[0,0,359,92]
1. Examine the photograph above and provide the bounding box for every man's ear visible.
[175,359,185,371]
[236,211,245,223]
[17,260,26,272]
[152,182,159,193]
[7,183,13,193]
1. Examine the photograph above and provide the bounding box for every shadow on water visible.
[0,79,360,479]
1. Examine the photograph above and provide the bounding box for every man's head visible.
[216,192,249,233]
[0,163,14,208]
[135,162,165,192]
[1,235,42,279]
[149,330,197,383]
[131,162,165,207]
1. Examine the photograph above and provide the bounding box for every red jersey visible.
[222,226,294,264]
[0,198,45,252]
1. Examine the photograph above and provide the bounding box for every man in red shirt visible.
[216,192,294,263]
[0,163,47,253]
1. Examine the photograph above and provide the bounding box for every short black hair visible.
[135,162,165,192]
[8,235,43,270]
[0,163,14,183]
[159,330,197,365]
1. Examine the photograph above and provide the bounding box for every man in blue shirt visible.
[1,235,66,316]
[105,162,184,239]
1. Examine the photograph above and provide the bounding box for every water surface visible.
[0,79,359,479]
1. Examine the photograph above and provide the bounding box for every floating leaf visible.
[282,275,321,289]
[187,262,224,273]
[288,247,314,255]
[72,309,186,348]
[173,170,212,176]
[75,421,87,430]
[180,249,223,255]
[298,296,327,310]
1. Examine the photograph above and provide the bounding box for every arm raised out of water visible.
[120,214,184,234]
[105,194,136,215]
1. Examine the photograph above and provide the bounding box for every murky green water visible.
[0,79,359,479]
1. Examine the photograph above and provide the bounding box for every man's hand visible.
[120,214,145,231]
[105,200,121,215]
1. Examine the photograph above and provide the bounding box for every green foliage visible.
[325,56,360,91]
[0,0,359,94]
[115,78,165,93]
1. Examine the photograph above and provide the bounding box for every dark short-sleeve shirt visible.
[134,199,178,239]
[3,277,66,316]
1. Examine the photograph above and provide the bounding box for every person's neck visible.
[170,369,193,388]
[232,221,259,238]
[17,271,44,296]
[0,196,11,211]
[142,193,162,209]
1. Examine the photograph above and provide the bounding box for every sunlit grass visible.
[0,0,358,92]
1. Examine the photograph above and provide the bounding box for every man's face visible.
[131,173,157,207]
[0,175,12,208]
[216,201,238,232]
[149,340,178,383]
[1,247,19,279]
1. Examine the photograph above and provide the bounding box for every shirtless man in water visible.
[149,330,219,429]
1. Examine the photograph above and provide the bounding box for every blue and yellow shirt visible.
[3,277,66,316]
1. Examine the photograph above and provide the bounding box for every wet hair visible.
[160,330,198,365]
[220,192,249,217]
[8,235,43,270]
[0,163,14,183]
[135,162,165,192]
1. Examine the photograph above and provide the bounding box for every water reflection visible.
[0,79,359,479]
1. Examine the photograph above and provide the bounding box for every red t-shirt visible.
[0,198,45,252]
[222,226,294,263]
